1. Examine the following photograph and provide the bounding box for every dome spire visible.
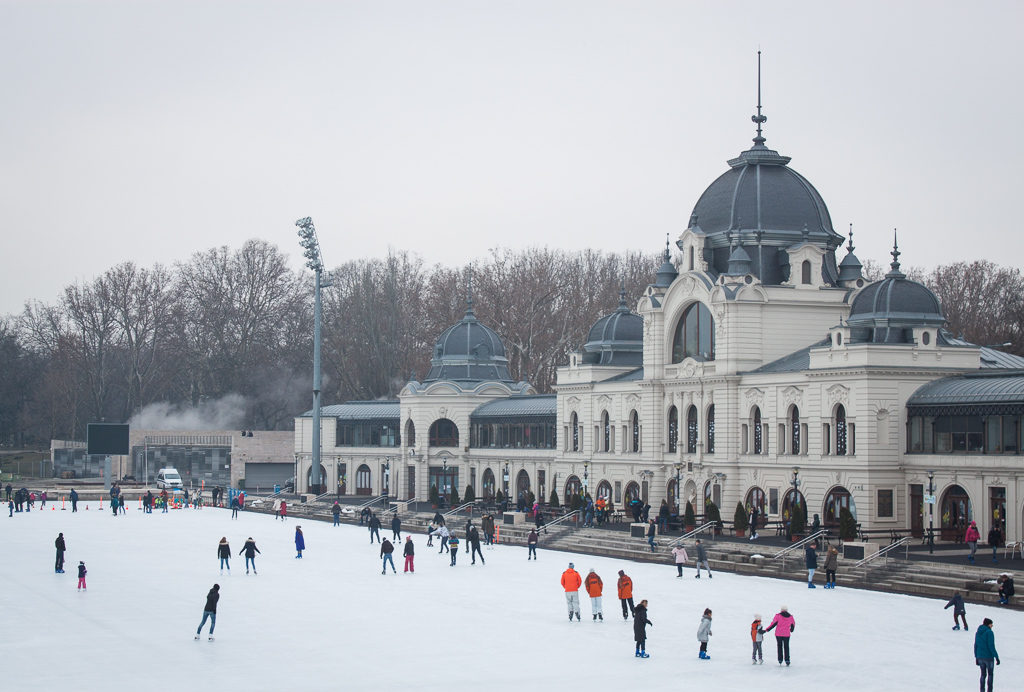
[887,228,905,279]
[751,50,767,147]
[664,233,671,262]
[847,223,855,253]
[617,281,629,312]
[464,272,476,318]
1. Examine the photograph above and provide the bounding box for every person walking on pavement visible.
[617,570,635,619]
[561,562,582,621]
[585,568,604,621]
[402,536,415,573]
[217,537,231,573]
[823,545,839,588]
[527,528,538,560]
[965,520,980,563]
[765,605,796,666]
[672,543,689,577]
[945,591,968,630]
[332,501,341,526]
[633,599,652,658]
[748,505,759,540]
[70,488,79,513]
[391,514,402,541]
[368,513,382,544]
[54,532,67,573]
[240,537,261,574]
[805,541,818,588]
[694,539,712,578]
[647,519,657,552]
[974,617,1000,692]
[294,526,305,558]
[988,525,1002,563]
[380,538,396,574]
[195,584,219,641]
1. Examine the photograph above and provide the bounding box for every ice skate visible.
[208,636,215,642]
[194,635,200,640]
[952,625,960,630]
[638,652,649,658]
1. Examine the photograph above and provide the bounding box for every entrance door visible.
[407,466,416,501]
[910,484,923,538]
[990,487,1006,533]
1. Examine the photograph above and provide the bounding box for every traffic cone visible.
[52,505,55,511]
[99,498,103,510]
[495,525,500,544]
[85,504,89,511]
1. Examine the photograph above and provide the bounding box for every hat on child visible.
[568,562,574,568]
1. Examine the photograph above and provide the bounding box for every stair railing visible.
[854,536,910,568]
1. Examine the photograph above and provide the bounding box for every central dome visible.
[424,300,513,383]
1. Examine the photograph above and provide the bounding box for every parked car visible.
[156,468,183,490]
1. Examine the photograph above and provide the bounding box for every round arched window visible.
[672,303,715,363]
[922,331,931,345]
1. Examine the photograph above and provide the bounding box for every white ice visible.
[4,503,1020,691]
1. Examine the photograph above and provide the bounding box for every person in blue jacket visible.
[974,617,1000,692]
[294,526,305,558]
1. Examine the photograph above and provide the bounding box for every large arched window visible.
[790,406,800,456]
[601,411,611,452]
[752,406,763,455]
[355,464,372,496]
[706,405,715,454]
[836,405,848,456]
[481,468,496,499]
[571,412,579,452]
[428,418,459,447]
[686,405,698,453]
[667,406,679,453]
[405,419,416,448]
[630,410,640,453]
[671,302,715,362]
[564,475,582,501]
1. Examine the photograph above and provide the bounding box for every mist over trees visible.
[1,243,1021,448]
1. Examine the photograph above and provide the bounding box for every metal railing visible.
[854,536,910,568]
[540,509,580,532]
[353,496,383,512]
[313,490,336,502]
[380,497,418,518]
[773,529,830,564]
[443,500,478,518]
[670,522,718,546]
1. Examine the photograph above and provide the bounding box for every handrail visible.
[353,496,383,512]
[773,529,830,561]
[670,522,718,546]
[380,497,417,517]
[443,500,478,517]
[314,491,335,502]
[854,536,910,568]
[541,509,580,531]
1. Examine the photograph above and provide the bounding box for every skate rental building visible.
[294,99,1024,544]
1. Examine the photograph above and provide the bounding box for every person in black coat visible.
[239,537,261,575]
[55,533,66,573]
[332,502,341,526]
[633,599,652,657]
[805,542,818,588]
[464,519,473,553]
[380,538,396,574]
[195,584,220,640]
[359,506,369,526]
[217,537,231,573]
[391,515,402,540]
[647,520,657,552]
[70,488,79,513]
[368,513,382,543]
[469,526,485,565]
[403,536,415,573]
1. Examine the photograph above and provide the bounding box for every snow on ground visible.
[3,504,1020,691]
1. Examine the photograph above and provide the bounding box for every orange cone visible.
[85,504,89,511]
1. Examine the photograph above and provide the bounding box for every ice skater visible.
[751,614,765,663]
[70,488,79,512]
[332,501,341,526]
[217,537,231,573]
[391,514,402,541]
[974,617,1000,692]
[368,513,381,543]
[380,538,396,574]
[294,526,305,558]
[76,560,87,590]
[403,536,415,573]
[527,528,538,560]
[561,562,582,621]
[823,545,838,588]
[195,584,219,641]
[617,570,634,619]
[54,532,66,573]
[633,599,652,657]
[697,608,713,659]
[448,533,459,566]
[432,524,450,553]
[469,526,485,565]
[240,537,261,575]
[694,539,712,578]
[945,591,968,630]
[765,605,796,666]
[672,543,688,577]
[584,568,603,621]
[277,499,287,521]
[805,541,818,588]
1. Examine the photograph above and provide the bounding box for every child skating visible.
[945,591,968,630]
[751,614,765,663]
[77,561,87,590]
[448,533,459,566]
[697,608,713,659]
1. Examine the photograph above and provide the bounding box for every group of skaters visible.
[215,536,263,574]
[8,486,45,514]
[49,531,88,589]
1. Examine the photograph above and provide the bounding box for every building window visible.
[671,303,715,363]
[667,406,679,453]
[602,411,611,453]
[571,412,579,452]
[405,419,416,447]
[706,405,715,454]
[801,260,812,284]
[686,405,698,453]
[688,246,695,271]
[428,418,459,447]
[336,420,400,447]
[752,407,762,455]
[836,405,848,456]
[791,406,801,455]
[823,423,831,455]
[877,489,894,519]
[630,410,640,453]
[769,487,779,515]
[355,464,372,495]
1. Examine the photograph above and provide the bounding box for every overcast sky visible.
[2,0,1021,316]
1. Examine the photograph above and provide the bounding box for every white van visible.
[156,468,183,490]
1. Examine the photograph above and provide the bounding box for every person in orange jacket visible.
[617,569,635,620]
[561,562,582,621]
[585,568,604,621]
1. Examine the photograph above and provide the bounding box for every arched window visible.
[571,412,579,452]
[602,411,611,452]
[782,488,805,521]
[706,405,715,454]
[688,246,695,271]
[428,418,459,447]
[836,405,848,456]
[565,475,581,500]
[596,480,613,502]
[630,410,640,453]
[671,303,715,362]
[355,464,372,496]
[801,260,812,284]
[752,406,763,455]
[823,486,855,527]
[404,419,416,448]
[624,481,641,504]
[667,406,678,453]
[481,468,496,499]
[686,405,698,453]
[940,484,972,540]
[790,406,800,456]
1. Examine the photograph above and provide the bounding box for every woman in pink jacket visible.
[764,606,796,666]
[964,521,980,563]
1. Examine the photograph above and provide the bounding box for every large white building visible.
[296,102,1024,542]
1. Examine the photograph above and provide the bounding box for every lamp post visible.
[296,217,331,494]
[503,462,509,499]
[927,470,935,554]
[674,463,682,514]
[583,460,590,499]
[383,457,391,506]
[791,465,801,517]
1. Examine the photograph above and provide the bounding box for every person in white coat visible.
[672,544,689,577]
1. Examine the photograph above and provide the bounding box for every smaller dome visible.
[582,289,643,366]
[725,243,753,276]
[837,228,863,283]
[424,299,513,383]
[655,237,678,288]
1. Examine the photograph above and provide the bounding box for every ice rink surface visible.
[3,504,1020,691]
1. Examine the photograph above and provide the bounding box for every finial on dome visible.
[751,50,767,147]
[617,282,629,312]
[847,223,855,253]
[664,233,671,261]
[887,228,905,278]
[466,273,475,315]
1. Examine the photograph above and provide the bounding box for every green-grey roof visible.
[907,372,1024,416]
[750,340,828,374]
[300,401,399,420]
[604,367,645,382]
[470,395,556,420]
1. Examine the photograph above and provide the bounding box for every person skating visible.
[697,608,713,659]
[469,526,485,565]
[751,614,765,664]
[217,537,231,573]
[391,514,402,541]
[332,501,341,526]
[431,524,450,553]
[294,526,305,558]
[647,519,657,552]
[448,533,459,566]
[805,541,818,588]
[823,545,839,588]
[160,488,169,513]
[765,605,796,666]
[997,574,1014,605]
[359,506,370,526]
[988,525,1002,563]
[633,599,652,658]
[54,532,66,573]
[77,560,87,590]
[527,528,538,560]
[195,584,219,641]
[70,488,79,513]
[561,562,582,621]
[584,568,603,621]
[965,520,980,563]
[464,519,473,553]
[617,570,635,619]
[945,591,968,630]
[672,543,689,577]
[368,513,382,544]
[229,496,239,519]
[748,505,759,540]
[694,539,712,578]
[380,538,396,574]
[403,536,415,573]
[239,537,261,574]
[974,617,1000,692]
[278,499,287,521]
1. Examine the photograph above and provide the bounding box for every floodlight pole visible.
[297,216,330,495]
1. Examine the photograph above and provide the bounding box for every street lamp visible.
[503,462,509,497]
[296,216,332,494]
[674,462,682,515]
[383,457,391,504]
[583,460,590,498]
[927,470,935,554]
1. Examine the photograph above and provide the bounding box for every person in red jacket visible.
[561,562,582,621]
[617,569,635,620]
[965,521,980,563]
[585,568,604,621]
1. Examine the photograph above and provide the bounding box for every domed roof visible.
[582,289,643,366]
[654,236,678,288]
[836,227,864,284]
[847,241,945,343]
[424,298,514,383]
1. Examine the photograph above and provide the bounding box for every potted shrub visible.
[733,502,749,537]
[839,507,858,542]
[570,492,583,512]
[706,500,723,535]
[684,500,696,533]
[789,501,807,540]
[429,483,439,509]
[449,485,460,506]
[464,485,475,503]
[549,489,560,508]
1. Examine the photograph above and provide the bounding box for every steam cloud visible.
[129,394,248,431]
